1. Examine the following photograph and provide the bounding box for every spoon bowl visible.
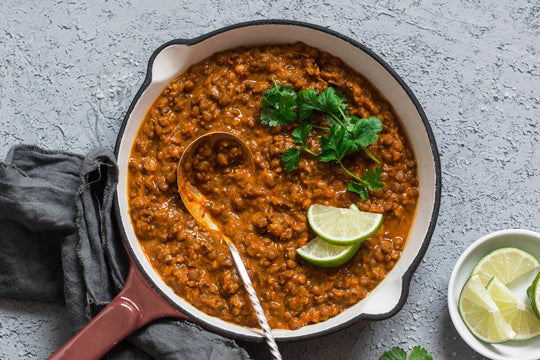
[177,132,254,230]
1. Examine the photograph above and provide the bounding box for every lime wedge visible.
[486,277,540,340]
[458,274,516,343]
[307,204,383,246]
[296,236,361,268]
[471,247,539,285]
[527,271,540,320]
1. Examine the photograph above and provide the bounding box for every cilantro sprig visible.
[260,80,384,200]
[380,346,433,360]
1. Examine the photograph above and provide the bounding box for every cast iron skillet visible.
[48,20,441,359]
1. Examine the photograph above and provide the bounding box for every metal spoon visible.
[177,132,282,360]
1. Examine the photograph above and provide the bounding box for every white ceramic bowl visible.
[448,229,540,360]
[115,20,441,341]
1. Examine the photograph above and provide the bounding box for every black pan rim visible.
[113,19,442,343]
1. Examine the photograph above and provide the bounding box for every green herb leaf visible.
[297,89,318,122]
[281,147,301,172]
[379,346,433,360]
[261,86,282,107]
[316,87,347,115]
[262,83,296,107]
[333,88,348,110]
[292,123,313,144]
[260,101,279,126]
[325,115,342,128]
[410,346,433,360]
[363,167,384,191]
[346,168,383,199]
[379,347,407,360]
[272,105,297,126]
[348,182,369,200]
[317,126,352,163]
[350,116,383,149]
[261,84,298,126]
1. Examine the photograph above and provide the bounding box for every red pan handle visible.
[47,262,185,360]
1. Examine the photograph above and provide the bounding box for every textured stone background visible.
[0,0,538,359]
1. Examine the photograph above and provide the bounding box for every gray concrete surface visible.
[0,0,538,359]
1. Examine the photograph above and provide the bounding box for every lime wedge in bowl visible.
[458,274,516,343]
[486,277,540,340]
[296,236,361,268]
[528,272,540,320]
[307,204,383,246]
[471,247,539,286]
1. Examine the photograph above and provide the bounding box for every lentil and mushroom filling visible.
[128,42,419,330]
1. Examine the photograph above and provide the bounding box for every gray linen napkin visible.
[0,144,253,360]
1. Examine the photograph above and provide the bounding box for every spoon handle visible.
[226,242,282,360]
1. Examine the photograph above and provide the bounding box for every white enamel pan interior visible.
[114,20,441,341]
